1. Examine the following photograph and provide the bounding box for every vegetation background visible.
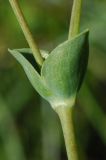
[0,0,106,160]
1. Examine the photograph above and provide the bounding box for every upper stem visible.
[9,0,43,66]
[55,105,78,160]
[68,0,83,40]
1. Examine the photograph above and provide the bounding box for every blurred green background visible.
[0,0,106,160]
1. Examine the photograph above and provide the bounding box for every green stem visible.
[55,105,78,160]
[9,0,43,66]
[68,0,83,40]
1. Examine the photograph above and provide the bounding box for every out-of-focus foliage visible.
[0,0,106,160]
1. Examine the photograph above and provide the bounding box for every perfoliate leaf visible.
[41,30,89,105]
[9,49,52,99]
[9,30,89,108]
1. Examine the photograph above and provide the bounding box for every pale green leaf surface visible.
[9,30,89,106]
[41,30,89,102]
[9,49,51,99]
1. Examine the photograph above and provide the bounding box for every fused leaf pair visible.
[9,30,89,109]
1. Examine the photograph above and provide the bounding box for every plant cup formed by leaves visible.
[8,0,89,160]
[9,31,89,108]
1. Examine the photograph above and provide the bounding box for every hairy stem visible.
[9,0,43,66]
[55,105,78,160]
[68,0,83,40]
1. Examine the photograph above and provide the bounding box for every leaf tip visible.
[8,48,14,56]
